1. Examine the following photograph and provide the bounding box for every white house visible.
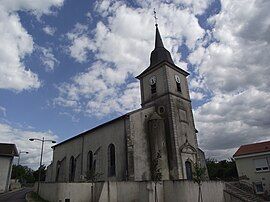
[234,140,270,196]
[0,143,18,193]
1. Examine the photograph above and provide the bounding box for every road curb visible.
[0,188,24,197]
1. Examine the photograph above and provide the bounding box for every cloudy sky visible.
[0,0,269,169]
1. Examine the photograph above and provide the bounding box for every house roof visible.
[233,140,270,157]
[0,143,19,157]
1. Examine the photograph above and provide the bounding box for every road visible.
[0,188,32,202]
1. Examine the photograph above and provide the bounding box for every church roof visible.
[52,114,128,148]
[0,143,18,157]
[233,140,270,157]
[137,25,189,79]
[52,107,149,148]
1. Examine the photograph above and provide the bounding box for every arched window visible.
[55,161,61,182]
[87,151,93,171]
[185,161,193,180]
[176,82,182,92]
[69,156,76,182]
[151,83,157,94]
[108,144,116,177]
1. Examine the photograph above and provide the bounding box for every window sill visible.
[255,170,269,173]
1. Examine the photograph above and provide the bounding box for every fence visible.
[37,180,225,202]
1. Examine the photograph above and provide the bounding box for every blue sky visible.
[0,0,269,169]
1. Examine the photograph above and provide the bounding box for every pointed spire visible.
[136,10,189,79]
[150,24,174,67]
[155,25,164,48]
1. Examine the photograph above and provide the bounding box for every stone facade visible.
[46,25,207,183]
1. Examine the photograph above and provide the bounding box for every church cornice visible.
[141,91,191,107]
[136,60,189,80]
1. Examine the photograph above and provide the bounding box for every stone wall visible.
[37,180,226,202]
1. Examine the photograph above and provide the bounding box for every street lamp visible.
[29,137,56,194]
[17,151,29,165]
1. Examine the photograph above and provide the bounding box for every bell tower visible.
[136,24,199,180]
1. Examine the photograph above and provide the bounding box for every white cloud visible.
[38,46,59,71]
[43,26,56,36]
[0,7,40,91]
[54,61,141,117]
[133,0,213,15]
[0,0,64,91]
[67,23,94,63]
[190,91,205,100]
[190,0,270,159]
[0,0,64,16]
[0,122,58,169]
[195,88,270,159]
[0,106,6,117]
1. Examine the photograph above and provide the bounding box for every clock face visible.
[149,76,157,85]
[175,75,181,83]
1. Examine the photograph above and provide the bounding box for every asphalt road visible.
[0,188,32,202]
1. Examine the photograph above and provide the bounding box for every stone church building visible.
[46,25,207,183]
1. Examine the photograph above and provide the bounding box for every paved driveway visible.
[0,188,32,202]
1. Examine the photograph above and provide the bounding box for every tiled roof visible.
[233,140,270,157]
[0,143,19,157]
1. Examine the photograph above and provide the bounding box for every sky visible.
[0,0,269,169]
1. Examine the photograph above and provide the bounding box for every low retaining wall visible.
[37,180,225,202]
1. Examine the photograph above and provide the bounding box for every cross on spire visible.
[153,8,158,27]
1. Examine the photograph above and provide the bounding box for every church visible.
[46,24,207,183]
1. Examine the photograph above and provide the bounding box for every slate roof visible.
[150,25,174,67]
[233,140,270,157]
[0,143,19,157]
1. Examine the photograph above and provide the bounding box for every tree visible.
[206,158,238,181]
[151,151,162,202]
[11,165,35,184]
[85,169,103,182]
[193,164,206,202]
[33,165,47,182]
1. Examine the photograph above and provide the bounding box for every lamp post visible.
[18,151,29,165]
[29,137,56,195]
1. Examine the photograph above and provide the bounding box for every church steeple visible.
[150,25,174,67]
[155,24,164,48]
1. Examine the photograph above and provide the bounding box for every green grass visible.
[27,191,49,202]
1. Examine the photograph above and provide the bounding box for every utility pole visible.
[29,137,56,195]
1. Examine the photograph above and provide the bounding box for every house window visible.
[151,83,157,94]
[176,82,182,92]
[254,182,264,193]
[87,151,93,171]
[108,144,116,177]
[254,158,269,172]
[69,156,76,182]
